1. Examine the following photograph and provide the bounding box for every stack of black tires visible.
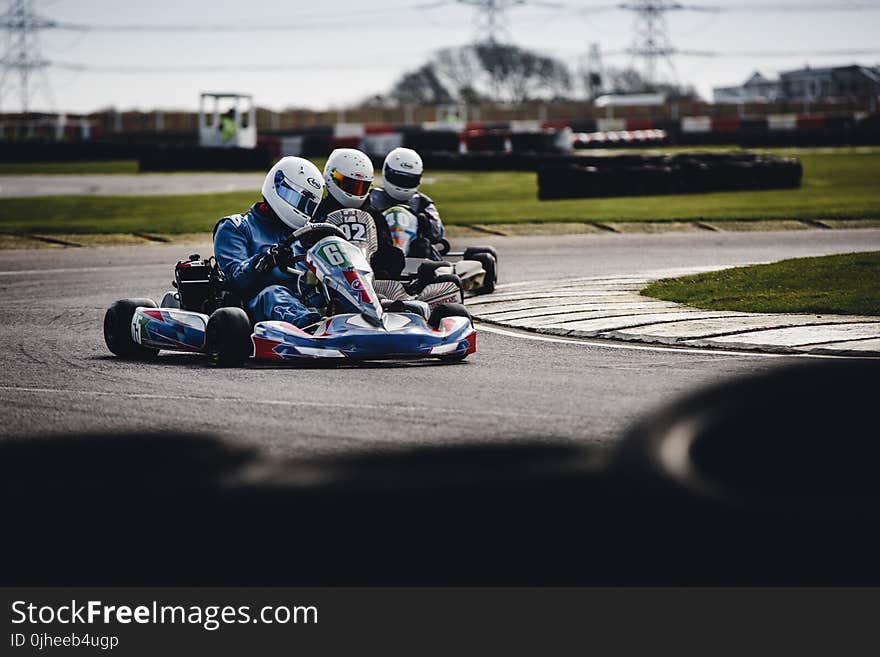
[537,151,802,200]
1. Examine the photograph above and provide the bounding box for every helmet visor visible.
[331,169,371,197]
[275,175,319,217]
[384,164,422,189]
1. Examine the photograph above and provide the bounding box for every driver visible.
[369,147,444,258]
[313,148,403,278]
[213,156,327,328]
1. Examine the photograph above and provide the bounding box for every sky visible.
[6,0,880,113]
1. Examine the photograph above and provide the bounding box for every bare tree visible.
[604,67,700,100]
[388,44,572,105]
[389,64,455,106]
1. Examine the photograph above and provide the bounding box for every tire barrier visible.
[537,151,802,200]
[402,129,461,153]
[3,112,877,170]
[138,145,276,172]
[0,140,141,162]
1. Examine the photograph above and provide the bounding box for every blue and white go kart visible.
[103,221,476,367]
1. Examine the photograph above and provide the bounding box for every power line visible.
[618,2,691,86]
[0,0,52,112]
[48,57,433,74]
[599,1,880,87]
[706,2,880,11]
[418,0,563,45]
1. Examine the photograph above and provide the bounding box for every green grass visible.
[0,160,140,175]
[0,192,258,235]
[642,251,880,316]
[421,149,880,225]
[0,159,329,176]
[0,148,878,234]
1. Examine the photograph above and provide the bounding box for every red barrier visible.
[329,136,362,149]
[797,114,827,130]
[625,119,654,131]
[364,124,396,135]
[540,120,570,130]
[257,135,281,159]
[711,117,741,133]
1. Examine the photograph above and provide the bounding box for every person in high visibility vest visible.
[220,108,237,143]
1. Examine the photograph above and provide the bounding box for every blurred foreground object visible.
[1,360,876,585]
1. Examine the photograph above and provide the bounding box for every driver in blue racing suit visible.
[368,147,444,258]
[213,156,327,328]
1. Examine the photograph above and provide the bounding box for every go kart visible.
[103,223,476,366]
[381,205,498,295]
[321,208,464,308]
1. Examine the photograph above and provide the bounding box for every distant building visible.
[780,65,880,101]
[713,64,880,104]
[714,72,782,103]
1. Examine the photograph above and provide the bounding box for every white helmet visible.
[262,156,325,229]
[324,148,373,208]
[382,147,423,202]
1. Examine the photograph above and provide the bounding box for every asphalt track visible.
[1,228,877,457]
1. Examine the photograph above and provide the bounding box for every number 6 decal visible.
[322,243,346,266]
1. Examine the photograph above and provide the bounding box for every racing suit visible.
[368,188,445,244]
[213,202,320,328]
[312,194,404,278]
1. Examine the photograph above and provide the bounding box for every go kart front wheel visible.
[205,307,252,367]
[104,298,160,359]
[428,303,473,362]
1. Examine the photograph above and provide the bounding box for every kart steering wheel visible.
[293,223,348,250]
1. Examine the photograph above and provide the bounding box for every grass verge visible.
[641,251,880,316]
[0,160,140,175]
[0,149,878,234]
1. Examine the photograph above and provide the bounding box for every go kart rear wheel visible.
[206,307,252,367]
[469,253,497,295]
[463,246,498,261]
[104,298,160,359]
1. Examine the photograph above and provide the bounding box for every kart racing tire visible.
[428,303,473,362]
[417,260,453,285]
[435,238,451,256]
[463,245,498,261]
[160,291,181,309]
[104,298,160,359]
[428,302,472,329]
[469,252,497,295]
[381,299,430,320]
[206,307,252,367]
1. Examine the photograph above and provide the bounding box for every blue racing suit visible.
[213,202,321,328]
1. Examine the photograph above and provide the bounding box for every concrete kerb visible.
[3,220,879,250]
[470,268,880,357]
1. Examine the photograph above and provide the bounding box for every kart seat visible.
[452,260,483,280]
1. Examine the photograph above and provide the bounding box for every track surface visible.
[1,228,877,456]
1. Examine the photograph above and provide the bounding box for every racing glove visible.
[416,211,433,239]
[408,236,433,259]
[254,243,294,273]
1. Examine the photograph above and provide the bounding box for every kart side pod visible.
[132,307,209,352]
